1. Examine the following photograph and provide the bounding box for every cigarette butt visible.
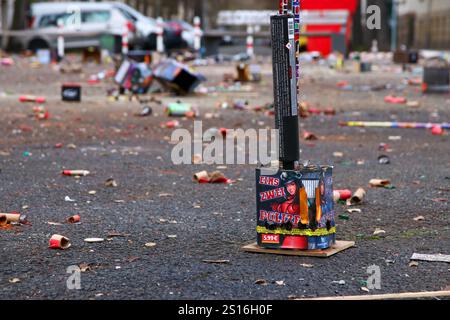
[67,214,81,223]
[348,188,366,205]
[49,234,71,250]
[62,170,90,176]
[194,170,210,182]
[333,190,352,202]
[0,215,7,226]
[369,179,390,187]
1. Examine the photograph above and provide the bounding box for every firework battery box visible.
[256,165,336,250]
[153,59,205,95]
[422,58,450,94]
[61,83,81,102]
[254,9,335,251]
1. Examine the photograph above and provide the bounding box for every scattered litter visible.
[167,235,177,239]
[300,263,314,268]
[378,155,390,165]
[254,279,268,285]
[333,152,344,158]
[1,212,28,224]
[378,143,390,151]
[107,232,129,238]
[338,214,350,220]
[62,170,90,177]
[406,101,420,108]
[64,196,76,202]
[413,216,425,221]
[431,198,447,203]
[49,235,71,250]
[332,280,346,285]
[373,228,386,236]
[67,214,81,224]
[137,106,152,117]
[9,278,21,284]
[369,179,391,187]
[347,188,366,205]
[303,131,318,141]
[160,120,180,129]
[88,190,97,195]
[340,121,450,130]
[19,95,46,103]
[47,221,63,226]
[361,287,370,293]
[275,280,285,286]
[84,238,105,243]
[79,263,92,272]
[145,242,157,248]
[0,215,7,226]
[431,125,444,136]
[202,260,230,264]
[333,189,352,202]
[105,178,118,187]
[153,59,205,95]
[409,261,419,267]
[410,253,450,263]
[166,101,197,118]
[384,95,407,104]
[347,209,362,214]
[193,171,234,184]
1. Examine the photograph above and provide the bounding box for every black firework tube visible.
[270,14,299,170]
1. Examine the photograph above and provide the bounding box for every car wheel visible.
[28,39,50,52]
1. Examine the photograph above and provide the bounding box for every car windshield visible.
[116,7,137,22]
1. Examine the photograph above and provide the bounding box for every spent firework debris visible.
[339,121,450,130]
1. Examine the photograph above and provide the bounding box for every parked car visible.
[111,2,181,51]
[22,2,136,52]
[165,19,201,50]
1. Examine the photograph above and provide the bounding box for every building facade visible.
[397,0,450,49]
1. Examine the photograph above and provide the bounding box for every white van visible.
[21,2,137,51]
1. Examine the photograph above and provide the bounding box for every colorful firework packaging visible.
[255,1,336,250]
[256,166,336,250]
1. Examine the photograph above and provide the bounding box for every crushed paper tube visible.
[333,190,352,202]
[193,170,209,183]
[347,188,366,205]
[67,214,81,223]
[62,170,90,176]
[0,215,7,226]
[193,171,234,184]
[49,235,71,250]
[369,179,391,187]
[1,212,27,224]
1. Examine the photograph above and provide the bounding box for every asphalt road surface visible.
[0,54,449,299]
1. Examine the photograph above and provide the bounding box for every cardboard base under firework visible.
[242,240,355,258]
[255,165,337,251]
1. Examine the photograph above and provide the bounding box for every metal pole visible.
[426,0,433,48]
[391,0,398,51]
